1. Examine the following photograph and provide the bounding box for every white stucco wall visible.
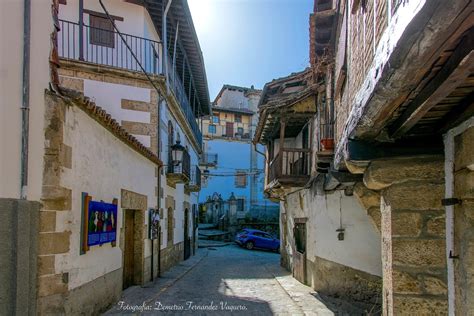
[56,105,157,290]
[283,189,382,277]
[59,0,160,42]
[0,0,51,200]
[215,88,249,109]
[84,80,153,147]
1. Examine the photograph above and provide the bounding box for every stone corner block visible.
[364,156,444,190]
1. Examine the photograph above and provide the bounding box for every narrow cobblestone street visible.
[106,245,367,315]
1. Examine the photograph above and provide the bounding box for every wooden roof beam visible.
[390,33,474,138]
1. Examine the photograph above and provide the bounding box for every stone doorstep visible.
[103,248,209,314]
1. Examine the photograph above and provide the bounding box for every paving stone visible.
[105,245,361,315]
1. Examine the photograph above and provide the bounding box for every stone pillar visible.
[453,126,474,315]
[364,156,448,315]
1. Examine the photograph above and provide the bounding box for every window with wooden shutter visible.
[235,170,247,188]
[89,15,115,48]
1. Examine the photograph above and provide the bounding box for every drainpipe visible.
[157,95,163,277]
[78,0,84,61]
[163,0,173,93]
[20,0,31,199]
[443,116,474,316]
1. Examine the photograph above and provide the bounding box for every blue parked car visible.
[235,229,280,252]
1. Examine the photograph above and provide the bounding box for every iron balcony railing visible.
[58,19,162,74]
[58,19,202,145]
[199,153,218,166]
[189,165,202,187]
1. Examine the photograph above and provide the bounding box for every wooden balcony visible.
[185,165,201,193]
[268,148,311,189]
[166,149,191,187]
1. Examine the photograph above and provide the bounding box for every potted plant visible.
[320,138,334,151]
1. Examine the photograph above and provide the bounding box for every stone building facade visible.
[255,0,473,314]
[1,0,209,314]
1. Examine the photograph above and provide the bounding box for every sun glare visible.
[188,0,213,33]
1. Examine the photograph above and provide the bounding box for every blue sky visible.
[188,0,313,101]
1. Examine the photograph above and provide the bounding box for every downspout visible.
[163,0,173,93]
[443,116,474,316]
[157,95,163,277]
[20,0,31,199]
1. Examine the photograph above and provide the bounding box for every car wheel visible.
[245,241,254,250]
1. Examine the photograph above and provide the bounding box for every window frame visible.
[208,124,217,134]
[89,14,115,48]
[234,114,242,123]
[235,170,247,188]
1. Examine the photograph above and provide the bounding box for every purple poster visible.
[87,201,117,246]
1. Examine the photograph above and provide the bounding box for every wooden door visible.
[123,210,135,289]
[293,222,307,284]
[184,209,190,260]
[226,122,234,137]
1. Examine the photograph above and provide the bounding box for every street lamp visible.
[170,140,185,166]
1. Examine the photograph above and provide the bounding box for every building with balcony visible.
[198,85,279,227]
[0,0,209,314]
[255,0,474,314]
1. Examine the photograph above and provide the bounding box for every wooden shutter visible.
[89,15,115,48]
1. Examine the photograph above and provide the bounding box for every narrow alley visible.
[106,245,371,315]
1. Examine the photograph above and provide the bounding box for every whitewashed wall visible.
[57,105,156,290]
[283,190,382,277]
[215,89,249,109]
[0,0,51,200]
[59,0,160,42]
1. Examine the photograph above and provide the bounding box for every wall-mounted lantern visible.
[170,140,185,166]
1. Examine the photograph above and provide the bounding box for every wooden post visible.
[279,118,286,177]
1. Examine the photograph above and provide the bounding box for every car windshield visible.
[239,230,249,235]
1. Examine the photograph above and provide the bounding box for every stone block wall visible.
[363,156,448,315]
[160,242,185,273]
[454,126,474,315]
[0,199,41,316]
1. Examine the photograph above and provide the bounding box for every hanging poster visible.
[87,200,118,246]
[149,208,160,240]
[81,193,118,253]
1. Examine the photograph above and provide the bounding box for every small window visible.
[235,114,242,123]
[235,170,247,188]
[237,127,244,135]
[212,115,219,124]
[208,125,216,134]
[236,198,245,212]
[89,15,115,48]
[294,223,306,254]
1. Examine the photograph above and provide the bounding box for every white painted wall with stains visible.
[0,0,51,200]
[57,104,157,290]
[282,189,382,277]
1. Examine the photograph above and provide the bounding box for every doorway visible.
[184,208,191,260]
[123,210,136,289]
[226,122,234,137]
[293,220,307,284]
